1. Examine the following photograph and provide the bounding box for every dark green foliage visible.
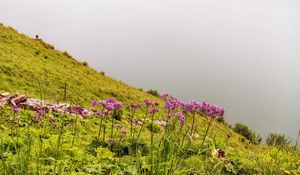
[63,51,72,58]
[82,61,88,66]
[266,133,291,146]
[146,89,160,97]
[112,110,123,121]
[146,123,161,133]
[234,123,261,145]
[129,139,150,156]
[216,116,225,123]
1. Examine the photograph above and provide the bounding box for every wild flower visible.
[161,93,169,100]
[149,107,159,114]
[121,128,128,135]
[177,112,185,126]
[73,105,84,115]
[48,117,55,122]
[183,100,201,113]
[91,99,98,107]
[106,98,116,104]
[36,108,46,116]
[98,100,107,108]
[106,104,114,111]
[163,95,182,111]
[115,124,123,129]
[96,111,102,117]
[132,119,140,126]
[32,113,43,122]
[12,105,20,113]
[144,99,153,106]
[200,102,225,119]
[113,102,123,110]
[130,104,140,109]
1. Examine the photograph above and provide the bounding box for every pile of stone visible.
[0,92,93,117]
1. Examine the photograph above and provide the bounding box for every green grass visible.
[0,23,299,174]
[0,23,160,106]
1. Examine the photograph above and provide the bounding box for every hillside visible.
[0,23,299,175]
[0,23,160,106]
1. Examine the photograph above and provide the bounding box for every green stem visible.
[137,107,148,140]
[97,118,103,141]
[130,110,135,144]
[102,115,108,142]
[150,113,155,174]
[200,117,214,148]
[110,116,115,150]
[71,113,78,148]
[190,112,196,136]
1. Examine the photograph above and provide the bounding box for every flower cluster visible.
[115,124,128,135]
[67,105,84,116]
[130,104,141,109]
[149,107,159,114]
[162,93,183,112]
[32,108,46,122]
[183,100,202,112]
[200,102,225,119]
[92,98,123,113]
[184,101,225,119]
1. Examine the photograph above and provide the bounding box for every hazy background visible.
[1,0,299,140]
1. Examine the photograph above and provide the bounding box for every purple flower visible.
[36,109,46,116]
[177,112,185,125]
[73,105,83,111]
[130,104,141,109]
[32,113,43,122]
[149,107,159,114]
[184,100,201,112]
[12,105,19,113]
[73,105,84,115]
[106,98,116,104]
[163,95,183,111]
[91,99,98,107]
[132,119,140,126]
[48,117,56,122]
[115,124,123,129]
[106,104,114,111]
[98,100,107,107]
[108,137,114,143]
[161,93,169,100]
[144,99,153,106]
[200,102,225,119]
[96,111,103,117]
[121,128,128,135]
[113,102,123,110]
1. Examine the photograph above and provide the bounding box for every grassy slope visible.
[0,23,246,146]
[0,23,299,174]
[0,23,160,106]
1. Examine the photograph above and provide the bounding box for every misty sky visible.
[1,0,299,140]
